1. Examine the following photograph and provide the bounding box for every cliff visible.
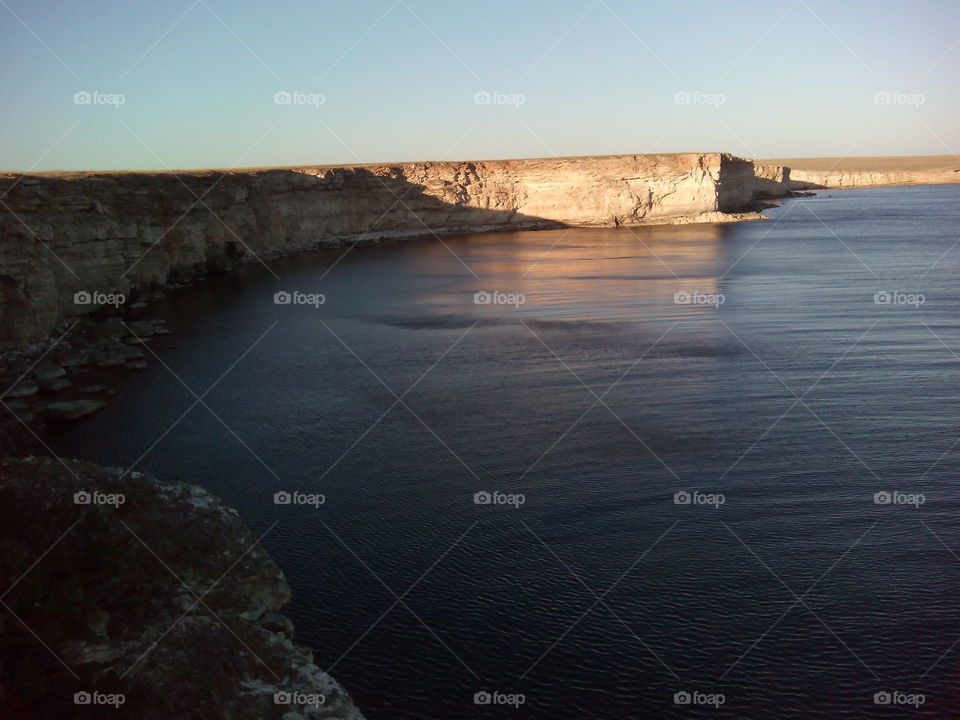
[0,152,762,349]
[3,152,956,353]
[0,455,366,720]
[757,155,960,192]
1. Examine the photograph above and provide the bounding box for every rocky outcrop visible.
[0,455,365,720]
[0,312,173,436]
[0,152,764,349]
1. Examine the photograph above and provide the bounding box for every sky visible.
[1,0,958,170]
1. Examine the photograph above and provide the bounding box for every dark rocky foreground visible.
[0,456,365,720]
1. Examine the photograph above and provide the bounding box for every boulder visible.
[45,399,106,420]
[93,317,128,340]
[40,376,71,392]
[259,610,295,639]
[126,320,157,337]
[5,400,37,423]
[95,342,143,367]
[32,362,65,384]
[5,379,38,398]
[55,346,88,367]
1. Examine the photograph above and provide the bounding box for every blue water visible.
[51,185,960,718]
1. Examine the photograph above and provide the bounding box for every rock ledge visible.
[0,456,365,720]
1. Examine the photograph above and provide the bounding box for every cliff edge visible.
[0,456,366,720]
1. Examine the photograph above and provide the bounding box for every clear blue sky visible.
[1,0,958,170]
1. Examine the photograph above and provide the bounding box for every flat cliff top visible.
[7,153,958,179]
[758,154,959,172]
[0,152,731,179]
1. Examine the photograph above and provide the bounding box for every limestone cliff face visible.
[756,155,960,191]
[785,167,959,189]
[0,152,760,349]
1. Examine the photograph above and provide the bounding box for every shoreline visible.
[2,153,957,359]
[3,171,957,441]
[0,152,765,354]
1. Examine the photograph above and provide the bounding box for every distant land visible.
[8,154,960,178]
[759,154,960,188]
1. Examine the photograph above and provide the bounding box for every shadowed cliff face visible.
[0,456,366,720]
[0,153,764,349]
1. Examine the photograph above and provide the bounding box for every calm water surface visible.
[51,186,960,718]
